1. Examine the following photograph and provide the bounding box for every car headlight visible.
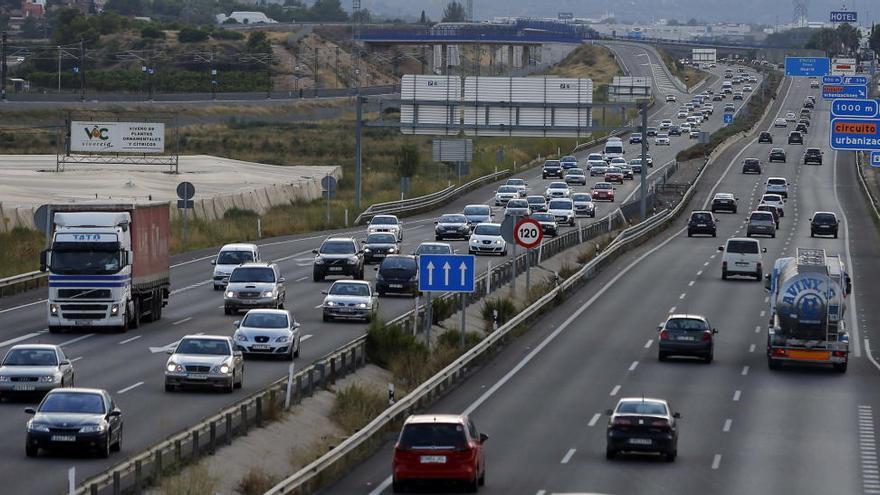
[0,376,9,382]
[49,304,59,315]
[110,304,119,315]
[166,362,182,373]
[347,257,358,265]
[262,290,275,298]
[388,247,396,253]
[325,301,336,307]
[225,291,235,298]
[314,257,325,265]
[79,423,106,434]
[471,239,479,244]
[495,240,503,245]
[357,303,368,308]
[39,375,59,383]
[364,248,372,252]
[275,336,289,343]
[27,422,50,433]
[215,363,231,374]
[235,333,248,342]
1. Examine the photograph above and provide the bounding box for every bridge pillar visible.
[431,44,444,74]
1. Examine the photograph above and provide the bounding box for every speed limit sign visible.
[514,218,543,249]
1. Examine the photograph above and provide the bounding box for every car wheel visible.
[365,313,372,324]
[225,374,235,393]
[771,232,776,238]
[834,361,848,373]
[235,369,243,389]
[479,467,486,486]
[313,272,324,282]
[658,352,667,362]
[224,306,232,316]
[392,478,405,493]
[323,314,331,323]
[606,447,616,460]
[464,475,479,493]
[705,353,714,364]
[285,346,294,361]
[25,443,38,458]
[213,285,220,291]
[164,382,174,392]
[687,231,692,237]
[294,336,301,358]
[768,356,781,370]
[712,231,717,237]
[721,270,728,280]
[665,449,677,462]
[834,232,838,239]
[111,427,122,452]
[99,433,112,458]
[501,250,508,257]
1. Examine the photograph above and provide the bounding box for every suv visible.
[312,237,364,281]
[742,158,762,174]
[788,131,803,145]
[657,314,717,363]
[711,193,738,213]
[719,237,766,280]
[758,131,772,144]
[746,211,777,238]
[224,263,286,315]
[803,148,823,165]
[687,211,717,237]
[768,148,786,163]
[810,212,839,238]
[765,177,788,198]
[542,160,564,179]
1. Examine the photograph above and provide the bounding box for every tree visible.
[806,28,839,54]
[141,25,165,39]
[177,26,209,43]
[246,30,271,52]
[310,0,348,21]
[870,24,880,54]
[103,0,144,16]
[419,10,426,24]
[397,143,420,178]
[20,16,43,39]
[352,8,371,23]
[442,1,465,22]
[836,23,861,55]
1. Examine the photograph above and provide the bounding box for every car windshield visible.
[772,148,784,153]
[715,194,733,200]
[691,212,712,222]
[464,206,490,216]
[527,196,545,204]
[380,257,416,270]
[320,241,356,254]
[548,200,572,210]
[745,159,759,165]
[217,250,254,265]
[507,179,525,186]
[751,212,774,221]
[666,318,710,331]
[507,200,528,208]
[39,392,105,414]
[531,213,554,222]
[439,215,467,224]
[617,400,668,415]
[549,183,567,189]
[572,194,592,202]
[567,169,584,175]
[399,422,468,449]
[49,248,121,275]
[814,213,836,224]
[176,338,231,355]
[561,156,577,162]
[474,224,501,236]
[2,348,57,366]
[329,283,370,297]
[607,167,621,173]
[544,161,561,167]
[371,217,398,225]
[588,154,603,161]
[416,244,451,255]
[229,267,275,283]
[498,186,517,193]
[768,179,786,185]
[605,145,623,154]
[763,195,782,202]
[594,183,611,190]
[727,240,759,254]
[241,312,289,329]
[366,233,397,244]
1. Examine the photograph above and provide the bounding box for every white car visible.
[743,85,753,92]
[494,185,519,206]
[468,223,507,256]
[590,161,608,176]
[659,119,672,130]
[564,168,587,186]
[367,215,402,241]
[545,182,571,199]
[586,153,604,168]
[680,123,692,133]
[655,134,670,145]
[547,198,575,226]
[571,192,596,217]
[212,243,260,290]
[666,94,677,102]
[505,178,529,197]
[689,129,700,139]
[322,280,378,322]
[234,309,301,359]
[765,177,788,198]
[677,110,689,119]
[609,157,627,167]
[773,118,787,128]
[760,194,785,217]
[719,237,766,280]
[785,112,797,123]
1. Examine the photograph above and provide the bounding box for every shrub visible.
[480,297,517,332]
[365,319,426,368]
[431,296,457,324]
[331,384,387,433]
[159,464,217,495]
[211,29,244,40]
[436,329,482,349]
[178,27,209,43]
[140,25,165,39]
[223,208,259,220]
[235,466,278,495]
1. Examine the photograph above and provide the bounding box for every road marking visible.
[0,330,48,349]
[741,365,750,376]
[296,276,309,282]
[70,357,83,363]
[588,413,601,427]
[117,381,144,394]
[172,317,192,326]
[833,149,862,358]
[610,385,621,396]
[560,448,576,464]
[628,361,639,371]
[712,454,722,470]
[314,304,323,309]
[756,325,762,333]
[760,310,766,317]
[749,344,756,353]
[704,261,710,266]
[723,419,732,432]
[764,296,769,303]
[60,334,95,347]
[301,334,313,341]
[118,335,142,345]
[679,293,686,300]
[860,406,878,494]
[864,340,880,373]
[536,491,546,495]
[710,254,716,259]
[148,332,204,354]
[644,339,653,349]
[0,299,46,316]
[733,390,741,402]
[696,270,703,276]
[688,281,695,287]
[669,306,677,313]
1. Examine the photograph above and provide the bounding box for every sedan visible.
[25,388,122,458]
[658,314,717,363]
[505,198,530,217]
[463,204,492,225]
[590,162,608,177]
[711,193,738,213]
[525,195,548,213]
[0,345,75,399]
[505,178,529,197]
[768,148,786,163]
[545,182,571,199]
[571,193,596,217]
[363,232,399,264]
[414,242,453,256]
[629,134,642,144]
[367,215,403,241]
[747,211,777,238]
[529,212,559,237]
[604,167,624,184]
[322,280,378,322]
[494,186,519,206]
[234,309,301,360]
[785,112,797,122]
[469,223,507,256]
[164,335,244,392]
[434,214,471,241]
[591,182,615,202]
[654,134,670,146]
[606,397,680,461]
[760,194,785,217]
[564,168,588,186]
[773,118,788,128]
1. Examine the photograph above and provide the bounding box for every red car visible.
[592,182,616,202]
[604,167,625,184]
[392,414,488,492]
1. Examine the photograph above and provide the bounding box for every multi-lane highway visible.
[326,73,880,494]
[0,51,749,493]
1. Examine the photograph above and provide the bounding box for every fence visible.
[0,271,46,298]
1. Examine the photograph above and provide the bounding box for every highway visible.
[0,50,745,493]
[325,74,880,494]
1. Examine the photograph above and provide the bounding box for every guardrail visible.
[0,271,47,298]
[74,337,368,495]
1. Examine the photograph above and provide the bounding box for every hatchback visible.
[747,211,777,238]
[742,158,762,174]
[810,212,839,238]
[375,255,419,297]
[687,211,717,237]
[658,314,717,363]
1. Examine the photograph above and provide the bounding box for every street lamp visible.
[211,68,217,99]
[294,64,301,96]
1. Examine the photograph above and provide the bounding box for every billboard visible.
[831,58,857,76]
[692,48,717,63]
[609,76,651,102]
[70,121,165,153]
[432,139,473,162]
[400,75,462,136]
[830,11,857,23]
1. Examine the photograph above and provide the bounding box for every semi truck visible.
[39,203,171,333]
[765,247,852,372]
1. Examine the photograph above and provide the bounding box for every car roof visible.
[405,414,467,425]
[331,279,371,286]
[8,344,60,351]
[475,222,501,227]
[243,308,289,316]
[690,210,712,214]
[372,215,399,220]
[667,313,708,321]
[325,237,356,243]
[220,243,258,250]
[418,242,451,247]
[726,237,758,243]
[618,397,668,405]
[182,334,230,341]
[236,262,274,268]
[47,387,107,396]
[813,211,837,216]
[714,193,734,198]
[465,204,489,209]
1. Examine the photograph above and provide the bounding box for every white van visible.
[718,238,767,281]
[212,243,261,290]
[603,138,625,162]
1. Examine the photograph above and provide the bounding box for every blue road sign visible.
[872,152,880,168]
[830,11,857,23]
[830,118,880,151]
[823,75,842,84]
[723,113,734,124]
[822,84,868,100]
[418,254,475,293]
[785,57,830,77]
[843,76,869,85]
[831,99,878,119]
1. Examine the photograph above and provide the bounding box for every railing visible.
[0,271,47,298]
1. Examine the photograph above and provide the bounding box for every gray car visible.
[564,168,587,186]
[414,242,453,256]
[571,193,596,217]
[505,198,531,217]
[657,314,717,363]
[746,211,777,238]
[224,263,286,315]
[322,280,378,323]
[234,309,301,360]
[526,195,548,213]
[0,345,74,398]
[463,204,493,226]
[165,335,244,393]
[434,214,471,241]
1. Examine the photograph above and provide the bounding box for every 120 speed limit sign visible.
[514,218,543,249]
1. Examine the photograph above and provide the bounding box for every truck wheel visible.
[834,362,848,373]
[767,357,781,370]
[129,301,140,330]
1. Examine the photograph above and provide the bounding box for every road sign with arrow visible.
[418,254,475,293]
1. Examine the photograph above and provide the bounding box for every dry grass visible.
[0,228,44,278]
[235,466,279,495]
[544,44,623,88]
[158,464,217,495]
[330,384,388,435]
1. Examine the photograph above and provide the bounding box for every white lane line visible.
[0,299,46,315]
[117,381,144,394]
[864,340,880,373]
[860,405,878,493]
[588,413,601,427]
[536,491,547,495]
[710,254,716,259]
[0,330,48,349]
[760,310,766,317]
[644,339,653,349]
[704,261,710,266]
[733,390,741,402]
[697,270,703,276]
[764,296,769,303]
[723,419,732,432]
[610,385,621,396]
[688,281,695,287]
[756,325,762,333]
[118,335,142,345]
[296,276,309,282]
[217,305,224,309]
[172,317,192,326]
[70,357,83,363]
[741,365,750,376]
[749,344,756,353]
[833,149,862,358]
[712,454,722,470]
[669,306,677,313]
[60,334,95,347]
[301,334,314,341]
[628,361,639,371]
[560,448,576,464]
[679,293,686,300]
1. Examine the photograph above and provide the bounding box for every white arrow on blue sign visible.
[872,152,880,168]
[723,114,734,124]
[822,84,868,100]
[419,254,475,293]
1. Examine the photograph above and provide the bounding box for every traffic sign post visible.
[785,57,830,77]
[822,84,868,100]
[723,113,734,125]
[830,118,880,151]
[176,181,195,251]
[871,152,880,168]
[419,254,476,350]
[831,99,879,119]
[514,218,543,297]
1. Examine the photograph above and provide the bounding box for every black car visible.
[742,158,762,174]
[810,212,839,238]
[711,193,738,213]
[758,131,773,144]
[795,123,808,134]
[363,233,399,264]
[668,125,682,136]
[25,388,123,458]
[313,237,364,281]
[434,213,471,241]
[687,211,717,237]
[769,148,786,163]
[375,255,418,297]
[606,398,680,462]
[658,314,717,363]
[629,134,642,144]
[788,131,803,145]
[803,148,823,165]
[529,212,559,237]
[542,160,564,179]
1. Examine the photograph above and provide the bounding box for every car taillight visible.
[722,261,728,269]
[650,419,669,428]
[659,329,670,340]
[833,351,846,358]
[613,417,633,426]
[702,331,712,341]
[394,443,410,452]
[772,348,787,357]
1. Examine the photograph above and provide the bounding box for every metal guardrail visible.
[0,271,47,298]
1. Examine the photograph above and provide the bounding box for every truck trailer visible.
[765,247,851,372]
[39,203,170,333]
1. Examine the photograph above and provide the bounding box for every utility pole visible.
[314,46,319,90]
[354,95,363,209]
[335,46,340,88]
[57,46,62,94]
[79,38,85,102]
[210,49,217,100]
[639,102,649,220]
[266,46,272,99]
[2,32,8,102]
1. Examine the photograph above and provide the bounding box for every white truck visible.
[765,248,851,372]
[40,203,171,333]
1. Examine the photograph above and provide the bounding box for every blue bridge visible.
[355,20,591,46]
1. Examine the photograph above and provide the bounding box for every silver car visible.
[234,309,301,360]
[322,280,378,323]
[0,345,74,398]
[505,198,531,217]
[564,168,587,186]
[224,263,286,315]
[571,193,596,217]
[463,204,492,225]
[164,335,244,393]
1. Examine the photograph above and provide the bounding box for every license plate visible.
[188,374,208,380]
[51,435,76,442]
[735,261,749,266]
[677,336,695,341]
[375,254,386,258]
[389,284,403,289]
[697,224,707,227]
[420,455,447,464]
[74,320,90,326]
[251,345,270,350]
[329,267,343,271]
[14,385,35,391]
[788,350,831,361]
[628,438,652,445]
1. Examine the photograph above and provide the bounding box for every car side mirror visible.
[673,412,681,419]
[808,218,812,222]
[312,249,318,254]
[479,433,489,444]
[373,266,379,271]
[717,246,724,251]
[233,320,240,328]
[109,409,122,417]
[321,290,328,295]
[211,260,216,266]
[39,249,49,272]
[605,409,614,416]
[24,407,36,415]
[234,349,243,357]
[713,328,718,334]
[166,348,175,355]
[59,360,70,366]
[293,322,301,329]
[762,247,767,253]
[279,277,286,283]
